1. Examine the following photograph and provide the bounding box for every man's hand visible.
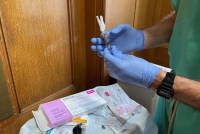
[91,24,144,57]
[104,46,161,87]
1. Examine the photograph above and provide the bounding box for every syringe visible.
[96,16,111,51]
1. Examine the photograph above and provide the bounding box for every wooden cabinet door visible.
[0,0,86,133]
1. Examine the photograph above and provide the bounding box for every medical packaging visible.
[96,84,141,124]
[32,89,107,132]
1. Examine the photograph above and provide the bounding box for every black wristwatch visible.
[156,72,176,99]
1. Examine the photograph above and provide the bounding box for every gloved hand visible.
[104,46,161,87]
[91,24,144,57]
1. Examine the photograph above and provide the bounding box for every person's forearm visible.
[143,12,176,49]
[151,70,200,110]
[173,76,200,110]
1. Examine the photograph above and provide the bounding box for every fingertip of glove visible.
[91,38,97,44]
[91,45,97,51]
[97,51,104,57]
[97,45,103,51]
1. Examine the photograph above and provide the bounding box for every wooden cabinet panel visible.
[0,0,73,110]
[0,0,86,133]
[86,0,103,88]
[68,0,86,90]
[134,0,157,29]
[0,0,88,133]
[154,0,173,23]
[105,0,136,28]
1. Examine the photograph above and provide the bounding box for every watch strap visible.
[157,72,175,99]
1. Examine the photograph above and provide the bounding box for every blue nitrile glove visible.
[104,46,161,87]
[91,24,144,57]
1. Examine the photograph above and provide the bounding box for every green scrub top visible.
[155,0,200,134]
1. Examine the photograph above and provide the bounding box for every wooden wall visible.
[0,0,86,133]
